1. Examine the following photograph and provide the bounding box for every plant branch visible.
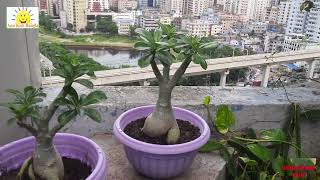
[233,136,310,158]
[150,56,163,82]
[17,121,37,136]
[43,84,71,123]
[168,57,192,88]
[163,65,170,82]
[50,123,64,136]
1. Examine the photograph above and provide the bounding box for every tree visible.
[39,13,56,32]
[129,25,139,37]
[96,17,118,35]
[86,23,95,32]
[0,54,107,179]
[67,23,74,32]
[134,24,217,144]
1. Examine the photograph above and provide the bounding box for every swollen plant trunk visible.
[142,84,180,144]
[32,135,64,180]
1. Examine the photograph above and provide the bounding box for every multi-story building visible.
[248,21,268,34]
[211,24,223,35]
[87,0,109,12]
[118,0,138,12]
[277,0,291,25]
[264,31,285,53]
[182,0,209,17]
[116,19,135,35]
[286,0,320,43]
[247,0,271,21]
[264,6,279,23]
[66,0,87,32]
[38,0,55,16]
[181,19,212,37]
[283,34,307,51]
[138,15,160,31]
[170,0,184,15]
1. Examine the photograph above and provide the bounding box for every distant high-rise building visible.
[87,0,109,12]
[66,0,87,32]
[247,0,271,21]
[286,0,320,43]
[182,0,209,17]
[38,0,54,16]
[277,0,291,25]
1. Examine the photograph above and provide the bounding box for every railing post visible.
[306,60,316,81]
[139,80,150,86]
[220,69,229,88]
[261,65,270,87]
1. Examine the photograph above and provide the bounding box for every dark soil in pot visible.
[0,157,91,180]
[124,118,201,145]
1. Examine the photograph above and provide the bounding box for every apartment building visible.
[277,0,291,25]
[87,0,109,12]
[66,0,87,32]
[181,19,212,37]
[118,0,138,12]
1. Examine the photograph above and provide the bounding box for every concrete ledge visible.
[91,134,226,180]
[38,86,320,156]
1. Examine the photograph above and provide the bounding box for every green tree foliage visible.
[96,16,118,35]
[39,13,56,32]
[85,23,95,32]
[129,25,139,37]
[67,23,74,31]
[39,42,110,71]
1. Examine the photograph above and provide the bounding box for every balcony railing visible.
[42,49,320,88]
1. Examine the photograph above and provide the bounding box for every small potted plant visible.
[113,24,216,179]
[0,56,107,179]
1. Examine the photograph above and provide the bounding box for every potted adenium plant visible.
[0,55,107,179]
[113,24,215,179]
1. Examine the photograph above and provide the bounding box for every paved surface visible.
[91,133,226,180]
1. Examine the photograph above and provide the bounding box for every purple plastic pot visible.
[113,105,210,179]
[0,133,107,180]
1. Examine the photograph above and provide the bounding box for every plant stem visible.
[233,136,310,158]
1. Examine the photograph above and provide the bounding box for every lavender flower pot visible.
[0,133,107,180]
[113,105,210,179]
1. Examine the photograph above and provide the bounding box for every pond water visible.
[69,47,143,68]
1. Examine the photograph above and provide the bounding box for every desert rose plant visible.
[0,55,107,179]
[134,24,217,144]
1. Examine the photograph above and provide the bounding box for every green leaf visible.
[260,129,286,142]
[138,54,152,68]
[199,139,223,153]
[54,97,73,106]
[203,96,211,106]
[75,79,94,89]
[83,108,102,123]
[200,59,208,70]
[246,144,271,162]
[200,42,218,49]
[215,105,235,134]
[82,90,107,106]
[158,51,173,66]
[272,156,285,176]
[259,172,268,180]
[134,41,150,51]
[289,158,316,166]
[239,157,258,166]
[58,110,77,125]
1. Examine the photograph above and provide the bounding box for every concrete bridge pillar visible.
[220,69,229,88]
[261,65,270,87]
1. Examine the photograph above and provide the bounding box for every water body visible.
[69,47,143,68]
